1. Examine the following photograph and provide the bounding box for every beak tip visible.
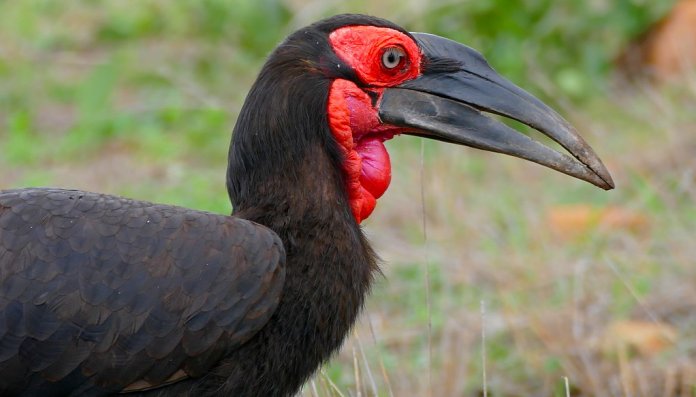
[604,178,616,191]
[592,165,615,190]
[601,181,616,191]
[575,144,614,191]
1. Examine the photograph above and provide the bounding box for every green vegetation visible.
[2,1,694,395]
[416,0,673,98]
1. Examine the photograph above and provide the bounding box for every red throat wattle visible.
[328,80,393,223]
[327,25,423,223]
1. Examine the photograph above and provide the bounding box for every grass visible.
[1,1,695,396]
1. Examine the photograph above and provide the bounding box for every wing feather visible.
[0,188,286,394]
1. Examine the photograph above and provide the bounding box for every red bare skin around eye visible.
[327,26,422,223]
[329,26,421,86]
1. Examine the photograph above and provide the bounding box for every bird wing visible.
[0,188,286,395]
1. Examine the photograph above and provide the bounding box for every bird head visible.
[228,15,614,223]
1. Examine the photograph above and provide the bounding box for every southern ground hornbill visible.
[0,14,614,396]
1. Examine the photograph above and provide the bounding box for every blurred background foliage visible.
[2,1,696,396]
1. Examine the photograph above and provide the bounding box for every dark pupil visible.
[388,53,396,64]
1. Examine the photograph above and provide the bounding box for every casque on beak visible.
[378,33,614,190]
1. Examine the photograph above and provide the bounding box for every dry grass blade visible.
[481,300,488,397]
[352,344,362,397]
[355,331,379,396]
[602,257,676,343]
[310,380,320,397]
[320,370,346,397]
[420,139,434,397]
[367,316,394,397]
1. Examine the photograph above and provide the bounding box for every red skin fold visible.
[327,79,381,222]
[327,26,423,223]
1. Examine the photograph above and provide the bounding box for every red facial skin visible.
[328,26,423,223]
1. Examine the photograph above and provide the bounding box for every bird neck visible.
[229,141,379,395]
[226,71,379,390]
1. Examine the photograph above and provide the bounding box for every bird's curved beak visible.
[378,33,614,190]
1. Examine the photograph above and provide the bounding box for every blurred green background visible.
[1,1,695,396]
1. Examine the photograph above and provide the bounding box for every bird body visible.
[0,14,613,396]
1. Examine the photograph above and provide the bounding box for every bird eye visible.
[381,47,406,70]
